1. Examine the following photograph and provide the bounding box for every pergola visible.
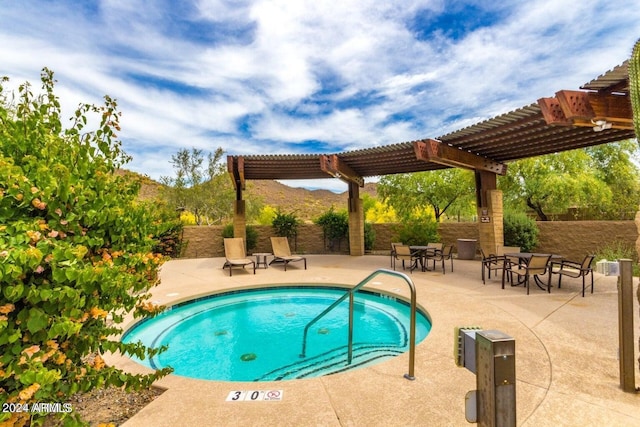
[228,61,635,256]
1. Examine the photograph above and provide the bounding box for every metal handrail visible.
[299,268,417,380]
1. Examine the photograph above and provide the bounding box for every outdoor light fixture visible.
[592,119,613,132]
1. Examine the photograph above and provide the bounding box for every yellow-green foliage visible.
[365,199,397,223]
[255,205,277,225]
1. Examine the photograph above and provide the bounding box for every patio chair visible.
[429,244,454,273]
[392,245,421,273]
[390,242,402,268]
[550,255,595,297]
[422,242,443,265]
[503,254,551,295]
[481,248,507,284]
[269,237,307,271]
[223,238,256,277]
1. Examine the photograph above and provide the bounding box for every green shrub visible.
[0,69,171,426]
[315,208,349,240]
[271,211,300,239]
[503,212,539,252]
[364,222,375,252]
[393,218,439,246]
[222,224,258,251]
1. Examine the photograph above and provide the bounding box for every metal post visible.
[617,259,636,392]
[348,292,354,364]
[476,330,516,427]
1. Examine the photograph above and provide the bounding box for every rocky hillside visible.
[122,169,378,222]
[246,180,378,221]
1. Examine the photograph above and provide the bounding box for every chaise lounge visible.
[223,237,256,276]
[269,236,307,271]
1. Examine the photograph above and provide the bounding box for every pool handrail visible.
[299,268,417,380]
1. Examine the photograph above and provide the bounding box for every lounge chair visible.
[270,237,307,271]
[503,254,551,294]
[392,245,421,273]
[550,255,595,297]
[429,245,454,273]
[223,238,256,276]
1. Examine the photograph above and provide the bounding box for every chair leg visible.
[590,272,594,294]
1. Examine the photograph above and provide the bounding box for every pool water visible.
[122,286,431,381]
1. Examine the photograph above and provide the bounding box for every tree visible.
[0,69,171,426]
[378,169,475,222]
[586,141,640,219]
[499,146,639,220]
[160,148,235,225]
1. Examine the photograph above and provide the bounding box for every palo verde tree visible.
[160,147,235,225]
[499,146,639,220]
[378,168,475,222]
[0,69,171,426]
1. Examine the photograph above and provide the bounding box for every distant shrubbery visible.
[503,212,538,252]
[392,217,439,246]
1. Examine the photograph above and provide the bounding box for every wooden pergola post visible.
[320,155,365,256]
[228,156,247,246]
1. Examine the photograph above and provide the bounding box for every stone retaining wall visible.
[180,221,637,261]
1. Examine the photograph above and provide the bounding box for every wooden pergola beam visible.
[413,139,507,175]
[538,90,633,130]
[320,154,365,187]
[227,156,245,191]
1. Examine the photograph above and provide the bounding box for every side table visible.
[253,253,272,269]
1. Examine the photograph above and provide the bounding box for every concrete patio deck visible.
[109,255,640,426]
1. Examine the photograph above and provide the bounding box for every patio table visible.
[410,246,441,271]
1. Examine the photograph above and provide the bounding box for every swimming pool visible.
[122,286,431,381]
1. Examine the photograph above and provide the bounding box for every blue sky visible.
[1,0,639,192]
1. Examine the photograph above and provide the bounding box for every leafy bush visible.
[364,222,375,252]
[222,224,258,251]
[271,210,300,239]
[0,69,171,426]
[315,208,349,240]
[315,208,349,251]
[503,212,539,252]
[393,218,439,246]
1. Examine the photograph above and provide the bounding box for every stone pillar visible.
[477,190,504,257]
[475,171,503,256]
[348,182,364,256]
[233,200,246,246]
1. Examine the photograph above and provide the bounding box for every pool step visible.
[256,343,404,381]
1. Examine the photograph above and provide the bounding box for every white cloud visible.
[1,0,639,187]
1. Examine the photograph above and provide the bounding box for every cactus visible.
[630,38,640,141]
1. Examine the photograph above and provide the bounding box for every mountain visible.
[245,180,378,222]
[121,169,378,222]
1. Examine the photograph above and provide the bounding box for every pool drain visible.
[241,353,257,362]
[214,330,228,336]
[317,328,330,335]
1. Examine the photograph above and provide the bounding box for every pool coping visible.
[104,255,640,427]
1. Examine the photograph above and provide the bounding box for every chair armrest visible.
[558,260,582,269]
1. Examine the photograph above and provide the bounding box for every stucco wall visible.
[180,221,637,262]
